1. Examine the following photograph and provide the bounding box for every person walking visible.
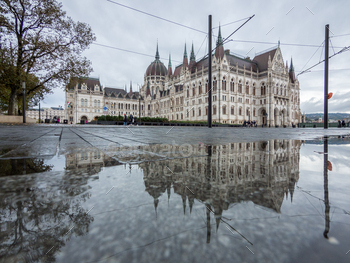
[123,114,127,126]
[129,114,133,125]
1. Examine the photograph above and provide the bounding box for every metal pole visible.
[208,15,212,128]
[139,96,141,125]
[323,136,330,238]
[39,103,41,123]
[324,24,329,129]
[22,81,26,123]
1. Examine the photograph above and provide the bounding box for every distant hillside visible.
[305,113,350,120]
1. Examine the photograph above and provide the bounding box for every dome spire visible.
[183,43,188,68]
[184,43,188,58]
[155,41,160,60]
[168,53,172,68]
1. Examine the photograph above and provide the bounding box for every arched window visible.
[181,113,183,119]
[230,80,234,92]
[198,107,201,116]
[205,107,208,116]
[246,83,249,94]
[253,87,256,96]
[213,105,217,115]
[239,107,242,115]
[192,108,195,117]
[246,108,249,116]
[213,77,217,92]
[81,99,84,106]
[205,81,208,93]
[192,85,196,97]
[199,83,202,95]
[85,99,88,106]
[187,89,190,98]
[238,81,242,93]
[97,100,100,108]
[231,106,234,115]
[94,100,97,107]
[222,77,226,91]
[253,108,256,116]
[223,105,226,114]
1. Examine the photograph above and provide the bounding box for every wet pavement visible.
[1,125,350,262]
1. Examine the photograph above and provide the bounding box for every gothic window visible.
[81,99,84,106]
[213,77,217,92]
[97,100,100,108]
[253,108,256,116]
[239,107,242,115]
[199,84,202,95]
[253,87,256,96]
[238,81,242,93]
[246,108,249,116]
[230,80,234,92]
[187,89,190,98]
[231,106,234,115]
[205,107,208,115]
[205,81,208,93]
[94,100,97,107]
[85,99,88,106]
[246,83,249,94]
[181,113,183,119]
[192,108,195,117]
[198,107,201,116]
[223,105,226,114]
[213,105,217,115]
[222,77,226,91]
[192,85,196,96]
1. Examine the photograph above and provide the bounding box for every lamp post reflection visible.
[323,136,330,238]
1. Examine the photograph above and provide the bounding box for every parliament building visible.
[65,27,301,126]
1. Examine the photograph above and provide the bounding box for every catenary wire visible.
[106,0,207,35]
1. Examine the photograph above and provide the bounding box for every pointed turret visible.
[189,43,196,71]
[129,81,133,95]
[215,25,224,60]
[289,58,296,83]
[183,43,188,69]
[167,54,173,76]
[182,195,187,215]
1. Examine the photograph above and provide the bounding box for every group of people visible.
[338,119,348,128]
[124,114,137,125]
[243,120,257,127]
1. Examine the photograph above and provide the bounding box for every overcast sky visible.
[41,0,350,113]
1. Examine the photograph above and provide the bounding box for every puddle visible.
[1,138,350,262]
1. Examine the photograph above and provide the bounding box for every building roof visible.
[68,77,102,92]
[252,48,277,72]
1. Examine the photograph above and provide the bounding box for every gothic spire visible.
[183,43,188,68]
[167,54,173,76]
[155,41,160,60]
[290,58,294,72]
[190,43,195,61]
[216,24,223,47]
[215,25,224,60]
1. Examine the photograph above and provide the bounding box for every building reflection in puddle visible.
[140,139,302,243]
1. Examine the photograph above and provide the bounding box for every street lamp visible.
[139,94,141,126]
[22,81,26,123]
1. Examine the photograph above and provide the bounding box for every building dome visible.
[145,44,167,77]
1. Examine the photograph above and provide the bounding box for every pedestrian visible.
[243,120,246,127]
[342,119,345,127]
[123,114,127,125]
[129,114,133,125]
[338,120,341,128]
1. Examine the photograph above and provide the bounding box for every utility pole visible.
[39,103,41,123]
[208,15,212,128]
[324,24,329,129]
[22,81,26,123]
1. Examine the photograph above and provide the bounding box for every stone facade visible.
[65,78,144,123]
[140,28,301,126]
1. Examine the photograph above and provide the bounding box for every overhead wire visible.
[299,41,324,73]
[106,0,207,35]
